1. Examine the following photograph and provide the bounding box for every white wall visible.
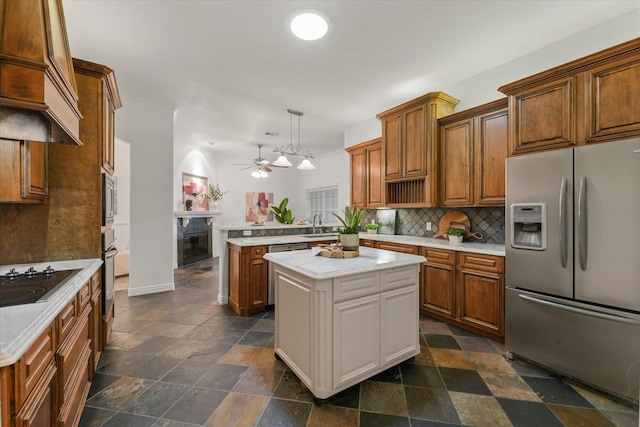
[116,97,175,296]
[114,137,130,251]
[297,150,350,217]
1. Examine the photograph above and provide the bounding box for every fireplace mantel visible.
[174,211,222,227]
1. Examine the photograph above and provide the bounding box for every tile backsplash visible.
[363,207,505,244]
[228,207,505,244]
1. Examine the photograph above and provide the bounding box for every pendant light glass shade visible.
[297,158,315,170]
[273,154,292,167]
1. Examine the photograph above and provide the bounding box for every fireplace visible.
[177,218,212,266]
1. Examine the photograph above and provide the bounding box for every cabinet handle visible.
[578,176,588,271]
[559,177,568,268]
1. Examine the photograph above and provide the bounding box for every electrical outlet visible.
[243,230,252,236]
[426,222,432,231]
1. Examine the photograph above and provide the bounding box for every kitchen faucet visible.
[312,213,323,234]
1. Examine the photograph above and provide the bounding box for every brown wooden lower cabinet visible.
[0,276,104,427]
[420,247,505,341]
[359,239,375,248]
[228,243,268,316]
[374,241,419,254]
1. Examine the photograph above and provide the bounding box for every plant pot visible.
[209,200,221,211]
[448,235,463,245]
[340,233,360,251]
[367,229,377,234]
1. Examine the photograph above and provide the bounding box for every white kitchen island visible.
[263,246,425,402]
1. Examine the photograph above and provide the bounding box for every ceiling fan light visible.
[259,169,269,178]
[251,170,262,178]
[297,158,315,170]
[273,154,292,167]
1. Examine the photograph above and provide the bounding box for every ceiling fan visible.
[234,144,287,177]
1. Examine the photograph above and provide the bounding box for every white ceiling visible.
[63,1,638,159]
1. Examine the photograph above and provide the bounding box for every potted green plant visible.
[207,183,226,210]
[332,206,366,250]
[271,198,295,224]
[364,223,381,234]
[445,227,466,244]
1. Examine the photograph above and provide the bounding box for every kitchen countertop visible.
[219,222,341,231]
[264,246,425,280]
[0,258,103,367]
[227,233,505,257]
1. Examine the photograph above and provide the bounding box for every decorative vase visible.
[448,235,463,245]
[339,233,360,251]
[367,229,377,234]
[209,200,221,211]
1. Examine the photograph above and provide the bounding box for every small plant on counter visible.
[445,227,466,237]
[364,223,381,234]
[271,198,295,224]
[207,183,227,201]
[333,206,366,234]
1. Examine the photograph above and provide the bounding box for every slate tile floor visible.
[80,258,638,427]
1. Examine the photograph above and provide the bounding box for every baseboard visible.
[218,295,228,305]
[127,282,175,297]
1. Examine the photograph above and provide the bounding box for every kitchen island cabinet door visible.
[333,294,381,389]
[381,285,418,365]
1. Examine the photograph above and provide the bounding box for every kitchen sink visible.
[298,233,339,239]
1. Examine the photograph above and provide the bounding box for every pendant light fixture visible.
[273,109,315,170]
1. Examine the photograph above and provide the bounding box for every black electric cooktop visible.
[0,267,81,308]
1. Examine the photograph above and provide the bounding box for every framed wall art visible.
[246,192,273,222]
[182,173,209,211]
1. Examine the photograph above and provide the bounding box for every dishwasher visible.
[267,243,308,305]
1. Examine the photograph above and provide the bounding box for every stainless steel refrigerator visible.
[505,137,640,403]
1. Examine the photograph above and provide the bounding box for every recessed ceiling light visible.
[289,10,330,41]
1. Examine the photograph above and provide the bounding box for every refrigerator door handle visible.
[518,294,640,325]
[578,176,588,271]
[559,177,568,268]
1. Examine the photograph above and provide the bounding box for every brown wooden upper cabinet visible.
[346,138,383,208]
[499,38,640,156]
[0,140,48,203]
[73,58,122,176]
[439,99,508,207]
[377,92,458,207]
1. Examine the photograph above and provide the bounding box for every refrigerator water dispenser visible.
[510,203,547,250]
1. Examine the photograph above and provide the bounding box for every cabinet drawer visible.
[360,239,375,248]
[421,247,455,266]
[380,266,418,292]
[15,323,56,406]
[90,271,101,295]
[57,300,78,345]
[77,282,91,312]
[57,346,90,427]
[56,307,90,398]
[458,252,504,274]
[333,272,379,303]
[375,242,419,254]
[250,246,267,259]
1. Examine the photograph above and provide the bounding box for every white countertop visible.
[227,233,505,256]
[264,246,425,280]
[0,259,103,367]
[219,222,341,231]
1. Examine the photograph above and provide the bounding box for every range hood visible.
[0,0,83,145]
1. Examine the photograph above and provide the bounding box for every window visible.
[306,185,338,224]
